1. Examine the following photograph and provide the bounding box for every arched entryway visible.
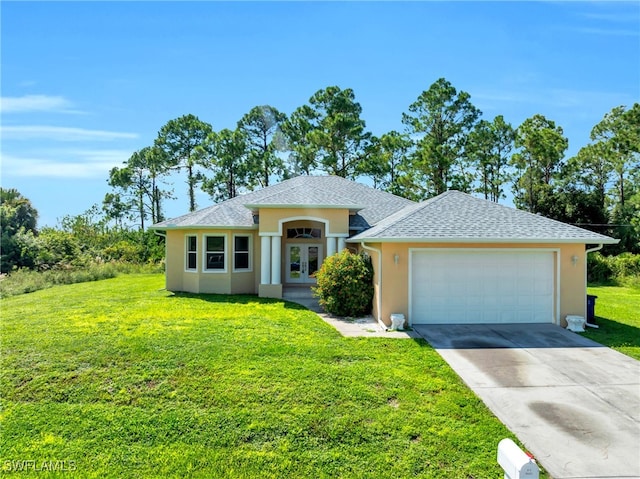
[258,215,348,299]
[283,220,325,285]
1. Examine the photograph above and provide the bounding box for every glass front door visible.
[286,244,323,284]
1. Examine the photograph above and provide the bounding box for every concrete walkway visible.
[414,323,640,479]
[283,294,419,338]
[317,312,421,338]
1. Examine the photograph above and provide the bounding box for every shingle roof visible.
[349,190,618,244]
[151,175,414,230]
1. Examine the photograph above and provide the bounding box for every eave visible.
[346,237,620,245]
[148,225,258,231]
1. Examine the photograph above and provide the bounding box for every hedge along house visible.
[150,175,618,328]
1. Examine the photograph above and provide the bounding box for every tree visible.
[590,104,640,210]
[58,204,109,258]
[364,131,413,195]
[238,105,287,188]
[402,78,481,198]
[107,164,145,229]
[467,115,514,202]
[624,168,640,253]
[578,103,640,253]
[308,86,373,178]
[511,114,568,213]
[563,142,611,225]
[102,192,131,229]
[106,146,172,230]
[283,86,372,179]
[201,128,250,202]
[142,145,173,224]
[281,104,319,176]
[156,114,213,212]
[0,188,39,272]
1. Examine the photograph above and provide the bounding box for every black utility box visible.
[587,295,598,324]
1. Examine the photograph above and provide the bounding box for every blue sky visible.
[1,1,639,227]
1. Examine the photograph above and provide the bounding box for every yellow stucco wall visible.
[258,208,349,235]
[163,207,352,295]
[359,242,588,327]
[165,220,589,326]
[165,230,185,292]
[165,229,259,295]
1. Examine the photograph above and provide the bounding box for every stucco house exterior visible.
[150,175,618,328]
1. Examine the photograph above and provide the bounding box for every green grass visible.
[584,283,640,360]
[1,274,518,478]
[0,263,164,298]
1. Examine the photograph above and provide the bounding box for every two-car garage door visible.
[410,250,555,324]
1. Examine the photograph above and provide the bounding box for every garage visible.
[410,249,555,325]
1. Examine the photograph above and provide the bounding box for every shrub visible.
[611,252,640,278]
[35,228,85,270]
[587,253,613,283]
[588,252,640,283]
[103,240,145,263]
[313,250,373,317]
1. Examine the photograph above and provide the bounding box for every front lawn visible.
[584,283,640,360]
[1,274,515,478]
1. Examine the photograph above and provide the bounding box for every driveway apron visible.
[414,324,640,479]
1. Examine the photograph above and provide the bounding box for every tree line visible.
[2,78,638,276]
[1,191,163,274]
[105,78,639,253]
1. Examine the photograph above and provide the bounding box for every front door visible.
[286,244,323,284]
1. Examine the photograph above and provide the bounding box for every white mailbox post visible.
[497,438,539,479]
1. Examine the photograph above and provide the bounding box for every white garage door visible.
[411,250,555,324]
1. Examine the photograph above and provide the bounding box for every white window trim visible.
[232,234,253,272]
[203,234,228,273]
[185,234,198,272]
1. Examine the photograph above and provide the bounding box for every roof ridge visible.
[242,175,360,206]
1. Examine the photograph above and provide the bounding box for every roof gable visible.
[350,190,618,244]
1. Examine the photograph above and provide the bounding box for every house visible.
[150,175,618,328]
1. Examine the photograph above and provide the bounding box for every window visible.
[286,227,321,239]
[204,235,226,271]
[186,235,197,271]
[233,235,251,271]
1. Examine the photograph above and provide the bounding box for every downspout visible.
[585,244,604,284]
[360,242,385,330]
[585,244,603,255]
[153,229,167,252]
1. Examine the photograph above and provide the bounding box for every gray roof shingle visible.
[151,175,414,230]
[349,190,618,244]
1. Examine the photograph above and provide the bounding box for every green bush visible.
[587,253,612,283]
[35,228,85,270]
[588,252,640,283]
[313,250,374,317]
[103,240,145,263]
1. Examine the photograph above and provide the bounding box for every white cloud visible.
[1,150,130,178]
[572,27,639,37]
[475,87,634,111]
[1,125,139,141]
[0,94,81,114]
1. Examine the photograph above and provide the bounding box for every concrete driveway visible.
[414,323,640,479]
